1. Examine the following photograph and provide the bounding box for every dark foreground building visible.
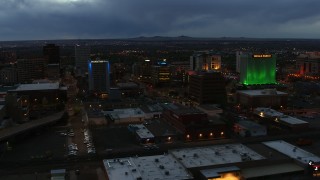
[189,71,227,105]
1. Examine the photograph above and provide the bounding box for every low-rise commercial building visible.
[234,120,267,137]
[103,108,146,124]
[103,154,193,180]
[237,89,287,109]
[8,82,67,104]
[254,107,309,131]
[162,103,226,141]
[128,124,155,144]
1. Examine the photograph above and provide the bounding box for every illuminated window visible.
[259,112,264,117]
[199,133,202,137]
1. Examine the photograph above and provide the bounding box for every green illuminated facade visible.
[240,54,276,85]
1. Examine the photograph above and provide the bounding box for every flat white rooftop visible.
[103,154,192,180]
[279,115,309,125]
[238,89,287,96]
[170,144,265,168]
[104,108,145,119]
[14,82,60,91]
[263,140,320,164]
[129,124,154,139]
[255,107,284,117]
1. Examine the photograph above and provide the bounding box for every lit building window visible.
[259,112,264,117]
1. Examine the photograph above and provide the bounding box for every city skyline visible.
[1,0,320,41]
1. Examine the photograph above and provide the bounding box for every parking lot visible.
[0,127,66,162]
[91,126,140,153]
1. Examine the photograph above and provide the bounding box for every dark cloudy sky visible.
[1,0,320,40]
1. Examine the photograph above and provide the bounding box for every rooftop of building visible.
[145,119,181,137]
[197,104,222,111]
[237,120,266,129]
[103,108,145,119]
[162,103,205,116]
[263,140,320,164]
[116,82,139,88]
[237,89,287,96]
[254,107,284,117]
[140,104,164,113]
[12,82,61,91]
[103,154,193,180]
[0,85,19,92]
[169,143,265,168]
[279,115,309,125]
[128,124,154,139]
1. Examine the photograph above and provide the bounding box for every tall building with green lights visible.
[239,53,276,85]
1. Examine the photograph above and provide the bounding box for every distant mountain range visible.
[1,36,320,47]
[127,36,320,41]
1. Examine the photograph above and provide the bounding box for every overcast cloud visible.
[0,0,320,40]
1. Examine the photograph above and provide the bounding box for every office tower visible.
[47,64,60,80]
[239,53,276,85]
[88,60,110,92]
[132,59,153,83]
[151,61,171,86]
[296,52,320,75]
[0,67,18,85]
[17,59,47,83]
[43,44,60,64]
[0,50,17,64]
[170,61,190,85]
[236,51,243,73]
[189,71,227,104]
[75,45,91,74]
[190,52,221,71]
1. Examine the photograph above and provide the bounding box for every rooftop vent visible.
[193,153,198,158]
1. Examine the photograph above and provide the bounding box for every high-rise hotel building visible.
[88,60,110,92]
[239,53,276,85]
